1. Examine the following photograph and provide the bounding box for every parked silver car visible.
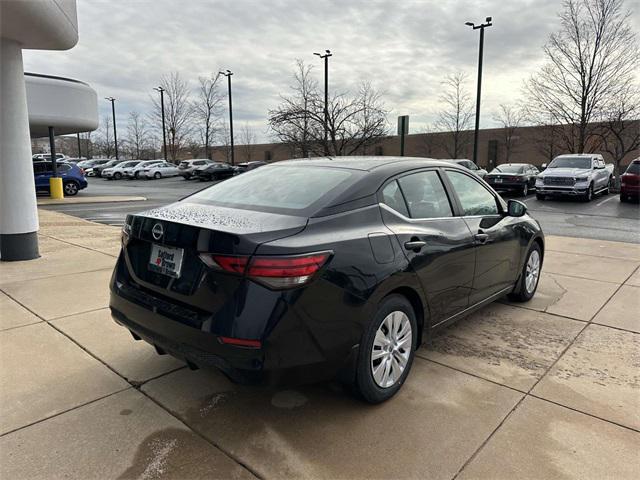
[444,159,487,178]
[536,154,614,202]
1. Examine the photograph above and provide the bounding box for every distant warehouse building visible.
[208,121,639,172]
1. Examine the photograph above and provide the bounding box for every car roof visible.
[277,156,455,172]
[495,163,528,166]
[555,153,601,158]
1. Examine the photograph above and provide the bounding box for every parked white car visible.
[123,160,163,179]
[143,162,180,179]
[102,160,142,180]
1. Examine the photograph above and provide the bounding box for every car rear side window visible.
[190,165,357,215]
[625,162,640,174]
[446,170,499,216]
[397,171,452,219]
[381,181,409,217]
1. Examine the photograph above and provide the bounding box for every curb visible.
[37,196,147,206]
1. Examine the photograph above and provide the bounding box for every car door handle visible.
[474,233,490,244]
[404,240,426,251]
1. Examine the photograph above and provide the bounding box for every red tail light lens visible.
[199,252,331,289]
[218,336,261,348]
[247,254,329,277]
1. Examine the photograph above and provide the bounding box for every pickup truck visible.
[535,153,614,202]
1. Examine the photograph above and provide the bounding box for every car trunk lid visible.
[121,201,308,323]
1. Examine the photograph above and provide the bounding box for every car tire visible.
[536,193,545,200]
[63,181,79,196]
[154,172,161,179]
[522,183,529,196]
[620,193,627,203]
[114,172,122,180]
[354,294,417,404]
[582,183,594,202]
[509,242,542,302]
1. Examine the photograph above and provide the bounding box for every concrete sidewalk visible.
[1,209,639,479]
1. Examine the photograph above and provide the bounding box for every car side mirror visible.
[507,199,527,217]
[541,163,547,170]
[595,164,604,169]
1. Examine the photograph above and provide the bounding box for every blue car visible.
[33,161,88,196]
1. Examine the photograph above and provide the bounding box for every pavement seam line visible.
[0,266,114,289]
[452,317,591,480]
[527,393,640,434]
[31,316,261,479]
[134,387,264,480]
[0,387,132,438]
[546,248,640,262]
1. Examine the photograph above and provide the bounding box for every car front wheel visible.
[522,183,529,196]
[154,172,161,179]
[354,294,417,403]
[509,242,542,302]
[114,172,122,180]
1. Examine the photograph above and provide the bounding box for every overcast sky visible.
[22,0,637,143]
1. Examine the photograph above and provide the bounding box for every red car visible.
[620,159,640,202]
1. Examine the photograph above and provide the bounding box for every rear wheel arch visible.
[383,286,427,347]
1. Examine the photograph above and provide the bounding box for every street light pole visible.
[465,17,492,166]
[154,86,167,160]
[105,97,119,159]
[314,50,332,155]
[77,132,82,158]
[219,70,234,165]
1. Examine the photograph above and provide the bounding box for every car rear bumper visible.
[109,253,357,386]
[486,181,526,191]
[620,184,640,196]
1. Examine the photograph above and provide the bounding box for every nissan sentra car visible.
[110,157,544,403]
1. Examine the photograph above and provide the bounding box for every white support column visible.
[0,38,39,260]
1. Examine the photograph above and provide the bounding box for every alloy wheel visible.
[63,182,78,196]
[371,311,412,388]
[523,184,528,196]
[525,250,540,294]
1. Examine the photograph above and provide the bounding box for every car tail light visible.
[218,336,261,348]
[199,252,330,289]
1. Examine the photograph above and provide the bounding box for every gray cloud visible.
[22,0,638,142]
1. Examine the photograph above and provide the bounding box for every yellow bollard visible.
[49,177,64,199]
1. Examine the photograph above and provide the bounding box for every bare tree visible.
[269,61,388,156]
[492,104,525,163]
[416,124,439,157]
[596,84,640,175]
[526,0,639,153]
[268,59,320,157]
[306,81,388,156]
[435,73,474,158]
[96,116,114,158]
[80,131,94,159]
[193,74,223,160]
[240,123,256,161]
[151,72,193,162]
[216,119,232,163]
[126,111,151,159]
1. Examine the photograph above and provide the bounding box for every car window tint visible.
[381,181,409,217]
[447,170,499,216]
[398,171,452,219]
[190,165,358,215]
[58,164,71,172]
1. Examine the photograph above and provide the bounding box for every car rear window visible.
[491,165,524,174]
[625,162,640,174]
[189,165,358,215]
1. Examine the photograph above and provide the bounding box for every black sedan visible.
[110,157,544,403]
[484,163,540,195]
[195,162,236,181]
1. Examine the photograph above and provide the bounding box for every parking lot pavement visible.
[1,209,639,479]
[42,176,640,242]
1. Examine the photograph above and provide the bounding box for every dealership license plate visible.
[494,178,503,183]
[149,244,184,278]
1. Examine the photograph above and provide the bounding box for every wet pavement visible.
[1,209,639,479]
